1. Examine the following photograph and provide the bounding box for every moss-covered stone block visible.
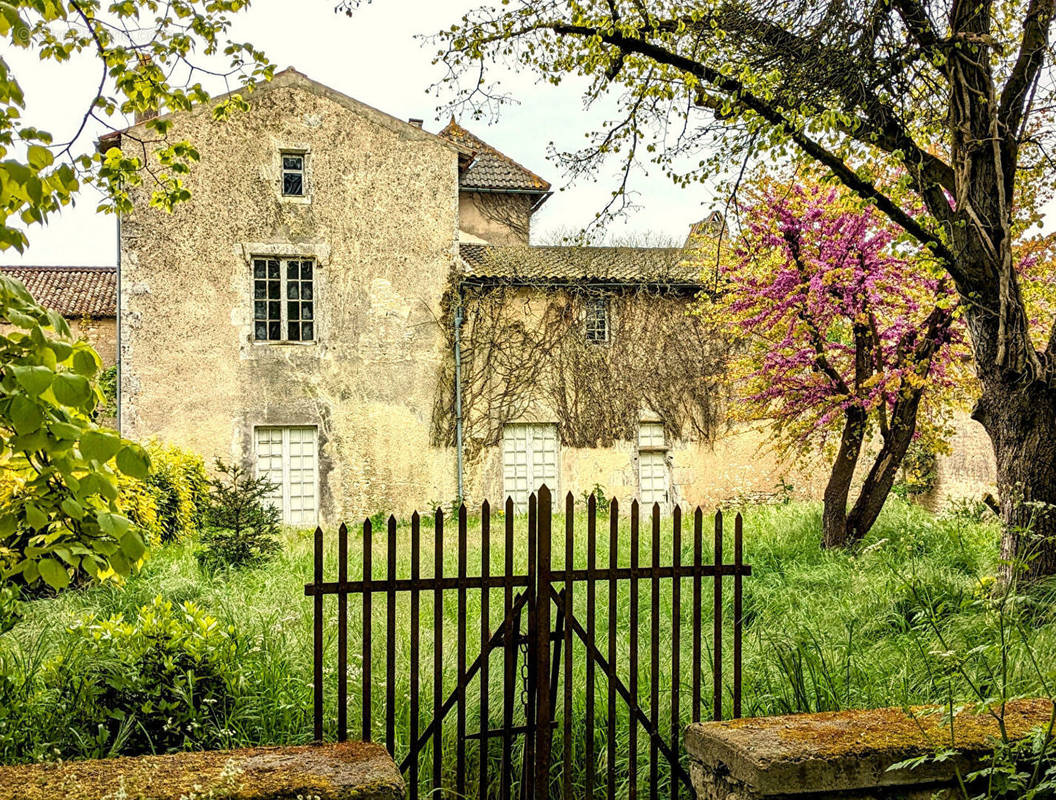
[0,741,404,800]
[686,698,1054,800]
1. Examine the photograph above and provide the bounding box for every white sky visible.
[4,0,1052,266]
[3,0,726,267]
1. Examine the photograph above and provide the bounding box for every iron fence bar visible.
[362,518,373,742]
[691,509,702,723]
[501,497,516,800]
[432,508,444,791]
[628,500,640,800]
[409,512,421,800]
[386,515,397,757]
[734,512,744,719]
[457,504,468,799]
[524,492,538,800]
[337,523,348,743]
[713,511,723,722]
[649,503,661,800]
[562,492,574,800]
[313,526,323,743]
[585,493,597,800]
[305,563,750,596]
[607,498,619,800]
[479,501,491,799]
[670,507,681,800]
[533,486,553,800]
[546,585,694,792]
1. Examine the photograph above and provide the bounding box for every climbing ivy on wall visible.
[431,284,729,458]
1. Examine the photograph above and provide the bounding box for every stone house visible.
[0,266,117,367]
[81,68,993,525]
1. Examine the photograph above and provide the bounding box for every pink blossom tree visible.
[714,180,962,548]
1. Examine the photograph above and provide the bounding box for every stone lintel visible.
[685,698,1053,798]
[0,741,404,800]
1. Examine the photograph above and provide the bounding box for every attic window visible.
[585,296,609,343]
[281,152,305,196]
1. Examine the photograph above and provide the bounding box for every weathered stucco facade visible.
[116,70,460,522]
[108,69,997,524]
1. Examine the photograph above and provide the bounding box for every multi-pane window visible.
[585,295,609,343]
[253,258,314,342]
[281,152,305,196]
[638,422,669,507]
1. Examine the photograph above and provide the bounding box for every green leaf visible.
[72,349,98,377]
[38,557,70,590]
[80,430,122,463]
[9,395,42,434]
[47,340,73,361]
[12,364,53,396]
[97,511,130,538]
[120,531,146,562]
[115,443,150,479]
[52,373,91,407]
[60,498,84,520]
[109,551,131,577]
[27,145,54,170]
[51,422,81,440]
[25,503,47,530]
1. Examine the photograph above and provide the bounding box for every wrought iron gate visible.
[305,486,751,800]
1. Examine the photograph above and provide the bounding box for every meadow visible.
[3,497,1054,798]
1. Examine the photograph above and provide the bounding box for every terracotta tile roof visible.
[0,266,117,317]
[440,121,551,193]
[459,244,704,286]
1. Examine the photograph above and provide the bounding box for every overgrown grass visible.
[4,497,1054,799]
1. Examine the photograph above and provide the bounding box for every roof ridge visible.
[1,265,116,271]
[440,120,551,192]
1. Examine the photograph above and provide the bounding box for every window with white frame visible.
[585,295,609,343]
[281,151,306,196]
[255,426,318,525]
[502,423,559,511]
[638,422,669,507]
[253,258,315,342]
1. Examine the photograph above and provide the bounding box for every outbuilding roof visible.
[459,244,704,287]
[0,266,117,318]
[440,121,551,194]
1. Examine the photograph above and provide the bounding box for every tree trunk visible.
[973,380,1056,582]
[822,408,866,549]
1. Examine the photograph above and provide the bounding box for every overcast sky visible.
[4,0,732,267]
[5,1,1052,266]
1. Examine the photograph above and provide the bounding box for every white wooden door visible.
[502,423,558,510]
[639,450,668,508]
[254,426,318,525]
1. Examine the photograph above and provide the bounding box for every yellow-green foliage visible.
[116,443,209,545]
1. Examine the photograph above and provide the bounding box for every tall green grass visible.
[4,497,1051,800]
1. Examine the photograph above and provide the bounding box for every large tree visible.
[423,0,1056,578]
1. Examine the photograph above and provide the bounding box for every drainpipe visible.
[115,215,122,436]
[453,286,465,502]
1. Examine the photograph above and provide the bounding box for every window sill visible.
[638,445,668,453]
[279,195,312,205]
[252,339,318,347]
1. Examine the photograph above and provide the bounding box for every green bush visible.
[196,461,282,572]
[60,596,241,756]
[146,443,209,543]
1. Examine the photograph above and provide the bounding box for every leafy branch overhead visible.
[0,274,151,590]
[0,0,272,253]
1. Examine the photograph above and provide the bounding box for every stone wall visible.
[687,699,1053,800]
[0,741,403,800]
[72,316,117,367]
[458,191,532,244]
[118,69,459,523]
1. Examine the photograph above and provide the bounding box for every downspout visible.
[115,215,122,436]
[453,285,465,502]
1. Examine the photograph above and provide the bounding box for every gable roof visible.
[99,68,466,158]
[0,266,117,318]
[440,121,552,194]
[459,244,703,287]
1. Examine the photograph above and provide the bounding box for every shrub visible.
[144,443,209,543]
[60,596,241,756]
[196,461,281,572]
